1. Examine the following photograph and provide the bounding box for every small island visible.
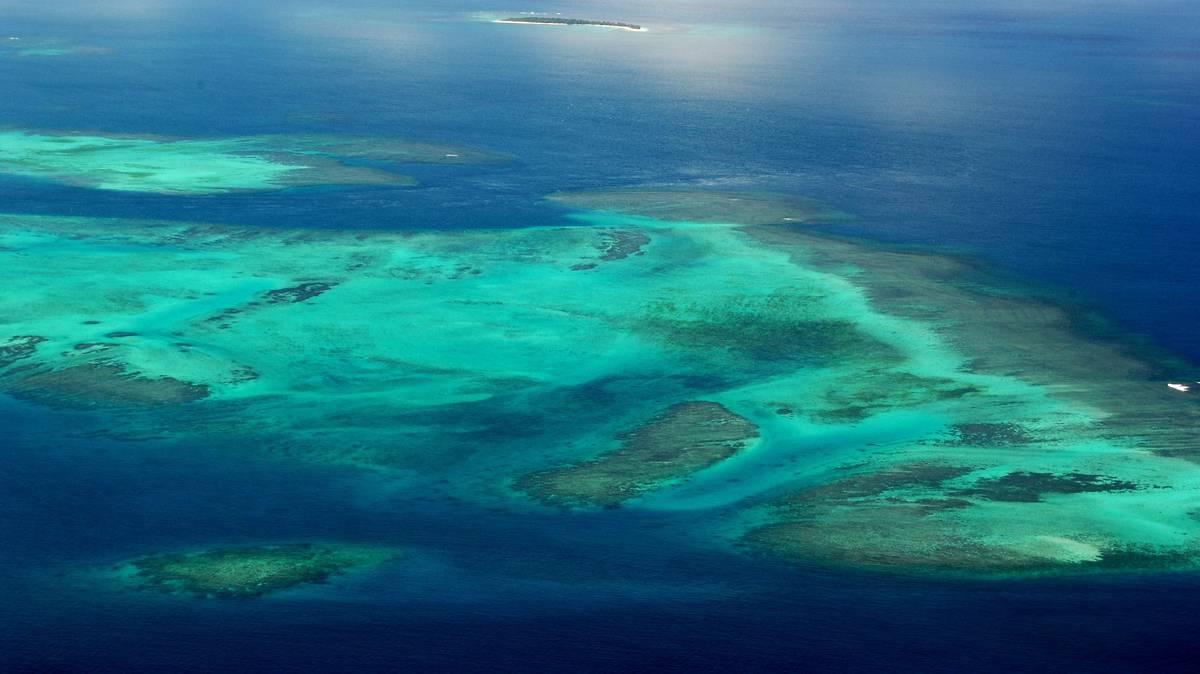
[496,17,645,32]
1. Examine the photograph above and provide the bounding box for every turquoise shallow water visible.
[3,0,1200,671]
[638,410,949,512]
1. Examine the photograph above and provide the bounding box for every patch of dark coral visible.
[4,362,210,409]
[73,343,117,352]
[944,422,1032,446]
[262,281,338,304]
[517,401,759,507]
[228,366,260,384]
[952,471,1138,503]
[815,373,979,423]
[0,335,45,368]
[645,312,893,364]
[128,543,385,599]
[598,230,649,261]
[782,462,975,508]
[912,497,974,511]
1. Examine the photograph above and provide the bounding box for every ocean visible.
[2,0,1199,671]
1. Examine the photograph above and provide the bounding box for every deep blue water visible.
[3,0,1200,671]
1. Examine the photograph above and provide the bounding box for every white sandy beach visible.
[493,19,647,32]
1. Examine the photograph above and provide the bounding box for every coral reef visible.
[516,401,758,507]
[123,543,397,598]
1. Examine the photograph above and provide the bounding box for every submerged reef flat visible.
[249,134,511,166]
[0,335,44,368]
[547,189,1200,574]
[4,185,1200,576]
[0,130,506,194]
[637,291,897,366]
[1,37,109,58]
[119,544,397,598]
[5,363,209,409]
[516,401,758,507]
[0,209,894,472]
[548,189,849,225]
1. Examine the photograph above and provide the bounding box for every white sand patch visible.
[1029,535,1103,563]
[492,19,647,32]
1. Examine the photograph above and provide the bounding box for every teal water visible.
[3,1,1200,671]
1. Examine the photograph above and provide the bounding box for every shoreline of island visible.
[493,18,647,32]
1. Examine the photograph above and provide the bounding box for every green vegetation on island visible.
[500,17,644,31]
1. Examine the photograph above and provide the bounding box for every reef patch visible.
[943,422,1033,447]
[263,281,338,304]
[742,462,1063,573]
[597,230,649,261]
[6,188,1200,577]
[951,471,1139,503]
[548,188,848,225]
[517,401,759,508]
[638,292,896,365]
[813,371,978,423]
[4,363,209,409]
[0,335,45,368]
[121,543,398,598]
[0,130,507,195]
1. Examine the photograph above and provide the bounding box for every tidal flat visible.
[2,188,1199,578]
